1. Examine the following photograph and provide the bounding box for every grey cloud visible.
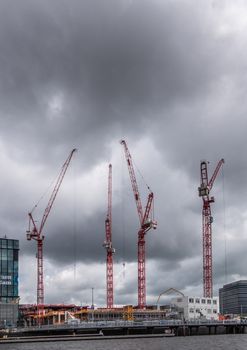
[0,0,224,164]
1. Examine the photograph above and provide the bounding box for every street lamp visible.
[91,287,94,309]
[91,288,94,322]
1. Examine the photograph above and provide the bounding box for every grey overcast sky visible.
[1,0,247,306]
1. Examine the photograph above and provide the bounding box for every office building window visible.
[1,240,7,248]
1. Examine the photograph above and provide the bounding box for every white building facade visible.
[171,296,219,321]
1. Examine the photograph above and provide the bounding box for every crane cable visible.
[30,164,65,215]
[132,158,152,193]
[222,164,228,284]
[72,157,77,281]
[132,156,155,221]
[121,150,126,280]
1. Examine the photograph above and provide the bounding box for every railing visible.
[16,319,247,332]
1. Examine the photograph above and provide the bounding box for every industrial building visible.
[0,237,19,327]
[171,296,219,320]
[219,280,247,316]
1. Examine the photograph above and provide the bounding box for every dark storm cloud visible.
[0,0,223,164]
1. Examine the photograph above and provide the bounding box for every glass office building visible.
[0,238,19,303]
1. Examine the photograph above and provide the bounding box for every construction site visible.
[1,141,225,327]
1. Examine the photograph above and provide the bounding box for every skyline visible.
[0,0,247,306]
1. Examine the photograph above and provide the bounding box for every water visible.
[1,335,247,350]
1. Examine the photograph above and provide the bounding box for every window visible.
[195,298,200,303]
[7,249,13,260]
[2,260,7,273]
[14,261,18,272]
[7,263,13,273]
[213,309,217,314]
[1,240,7,248]
[189,308,194,313]
[207,309,212,314]
[2,285,7,296]
[1,249,7,260]
[213,300,217,305]
[13,250,18,261]
[189,298,194,303]
[7,240,13,249]
[201,299,206,304]
[14,241,19,249]
[207,299,211,304]
[13,275,18,285]
[7,285,13,296]
[14,286,18,296]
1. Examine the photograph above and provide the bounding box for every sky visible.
[1,0,247,307]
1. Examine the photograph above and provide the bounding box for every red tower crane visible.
[120,140,157,309]
[103,164,115,308]
[198,158,224,298]
[26,149,76,310]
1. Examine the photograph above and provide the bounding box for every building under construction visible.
[19,304,173,327]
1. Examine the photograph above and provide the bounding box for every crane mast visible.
[198,158,224,298]
[26,149,76,311]
[120,140,157,309]
[103,164,115,308]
